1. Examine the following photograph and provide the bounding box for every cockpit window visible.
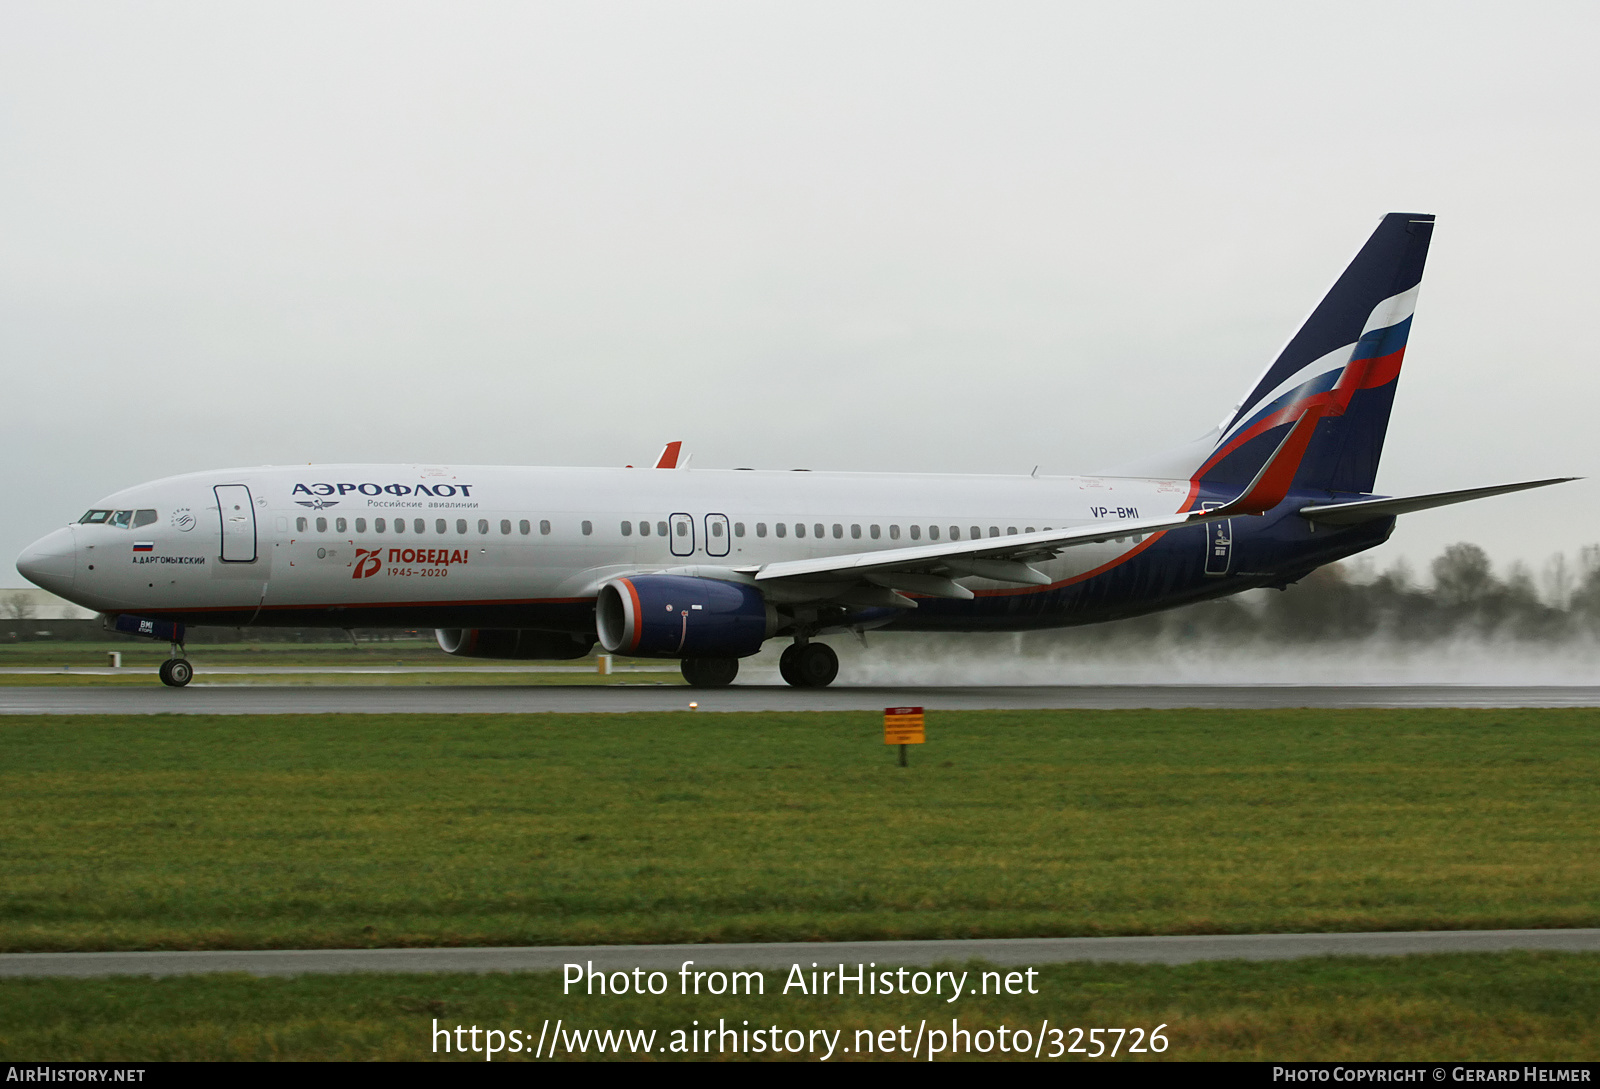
[132,509,157,528]
[108,510,133,528]
[80,510,111,524]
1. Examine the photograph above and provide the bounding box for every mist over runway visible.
[3,684,1599,715]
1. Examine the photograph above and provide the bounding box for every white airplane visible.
[16,213,1571,688]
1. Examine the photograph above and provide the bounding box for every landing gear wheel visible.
[158,658,193,688]
[680,657,739,688]
[787,643,838,688]
[778,644,802,687]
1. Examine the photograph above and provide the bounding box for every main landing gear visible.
[779,642,838,688]
[158,642,193,688]
[681,657,739,688]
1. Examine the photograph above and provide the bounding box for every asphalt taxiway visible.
[3,929,1597,978]
[0,683,1598,714]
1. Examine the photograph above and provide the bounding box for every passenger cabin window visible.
[500,520,511,534]
[582,520,593,536]
[711,522,724,538]
[621,521,633,536]
[376,518,387,532]
[814,524,824,538]
[296,517,308,532]
[539,520,550,535]
[971,526,981,540]
[478,519,489,534]
[1008,526,1018,535]
[335,517,347,533]
[851,524,861,539]
[355,518,367,533]
[889,525,900,540]
[414,519,425,533]
[673,521,685,537]
[456,519,467,534]
[80,510,111,524]
[639,521,651,536]
[989,527,1000,537]
[133,510,157,528]
[870,525,881,539]
[435,519,447,534]
[734,523,745,537]
[756,523,767,538]
[929,526,940,540]
[776,523,787,538]
[656,521,667,536]
[949,526,960,540]
[909,525,921,540]
[394,519,406,533]
[832,524,842,539]
[795,523,806,538]
[1026,527,1036,534]
[316,517,328,533]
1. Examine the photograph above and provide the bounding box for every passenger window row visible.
[286,512,1068,546]
[292,516,568,536]
[617,520,1049,543]
[745,522,1043,541]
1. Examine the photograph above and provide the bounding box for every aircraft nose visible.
[16,527,76,595]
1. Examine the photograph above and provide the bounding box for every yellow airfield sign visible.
[883,706,925,745]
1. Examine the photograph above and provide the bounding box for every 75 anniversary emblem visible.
[351,548,382,579]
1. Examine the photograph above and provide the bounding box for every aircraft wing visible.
[1297,477,1576,525]
[743,510,1220,602]
[743,408,1325,603]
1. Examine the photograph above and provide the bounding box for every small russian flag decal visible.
[133,542,154,552]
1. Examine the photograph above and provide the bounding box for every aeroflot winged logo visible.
[292,482,476,498]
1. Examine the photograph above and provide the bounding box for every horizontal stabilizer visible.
[1298,478,1577,525]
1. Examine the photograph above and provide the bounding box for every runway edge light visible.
[884,706,925,768]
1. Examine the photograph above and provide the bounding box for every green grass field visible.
[1,708,1597,952]
[3,954,1596,1061]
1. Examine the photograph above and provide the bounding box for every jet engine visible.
[595,575,778,658]
[435,628,596,660]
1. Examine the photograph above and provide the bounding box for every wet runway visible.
[2,683,1599,714]
[4,929,1597,978]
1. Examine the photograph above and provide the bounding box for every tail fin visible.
[1197,212,1435,496]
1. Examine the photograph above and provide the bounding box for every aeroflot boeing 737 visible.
[16,213,1573,688]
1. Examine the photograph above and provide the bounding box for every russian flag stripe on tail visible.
[1200,213,1434,497]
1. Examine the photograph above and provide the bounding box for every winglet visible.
[654,441,683,469]
[1200,407,1326,518]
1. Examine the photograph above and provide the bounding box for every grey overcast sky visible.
[3,1,1596,582]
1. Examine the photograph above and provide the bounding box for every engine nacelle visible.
[596,575,777,659]
[435,628,596,660]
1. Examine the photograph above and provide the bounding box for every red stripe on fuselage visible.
[139,595,594,615]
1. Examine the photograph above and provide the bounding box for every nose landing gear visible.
[158,641,193,688]
[779,641,838,688]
